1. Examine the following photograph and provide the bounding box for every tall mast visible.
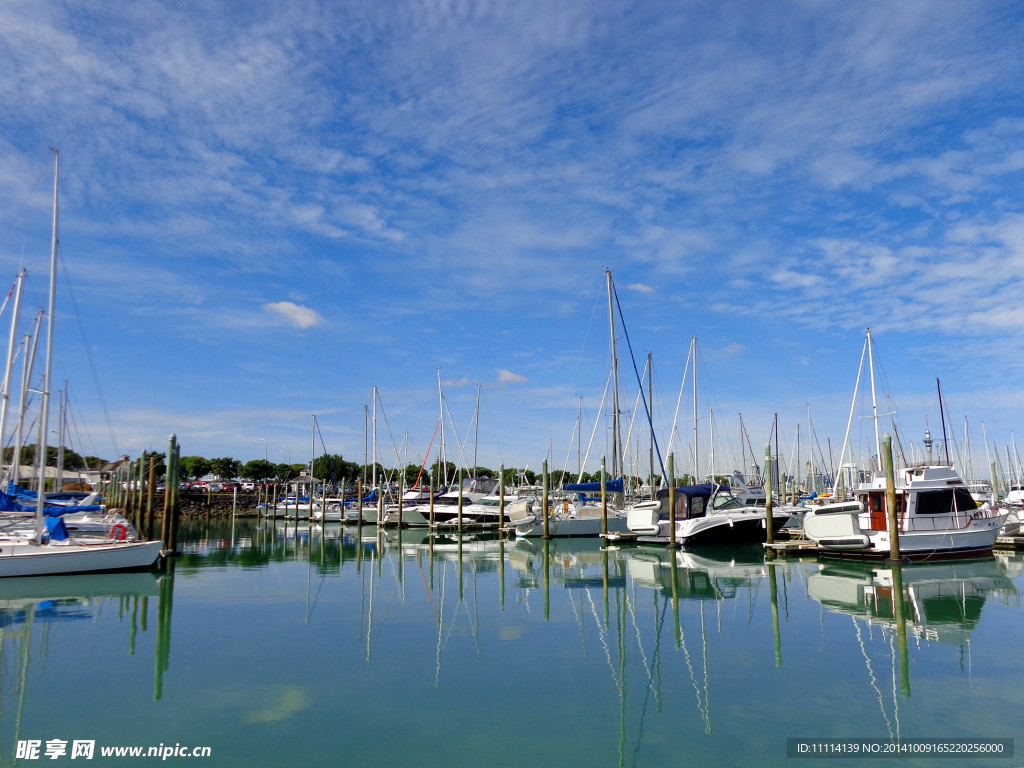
[11,316,41,486]
[605,269,621,477]
[473,383,481,474]
[371,386,377,490]
[646,353,653,492]
[866,328,881,468]
[577,396,582,480]
[0,268,26,466]
[34,149,59,532]
[436,368,447,487]
[691,338,698,482]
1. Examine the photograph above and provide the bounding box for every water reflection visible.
[0,568,173,765]
[807,558,1019,646]
[6,518,1014,768]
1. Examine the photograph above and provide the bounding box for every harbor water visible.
[1,519,1021,767]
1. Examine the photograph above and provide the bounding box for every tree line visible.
[173,454,697,490]
[8,443,699,490]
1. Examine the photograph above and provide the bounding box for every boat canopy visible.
[652,483,718,519]
[564,478,625,494]
[654,483,717,499]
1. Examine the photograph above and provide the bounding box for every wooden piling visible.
[498,463,505,531]
[542,460,550,539]
[160,437,174,548]
[667,453,679,549]
[167,439,182,553]
[764,444,775,546]
[600,456,607,536]
[145,455,156,541]
[882,433,901,562]
[457,468,464,531]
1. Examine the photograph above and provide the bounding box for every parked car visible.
[221,481,241,492]
[207,482,224,493]
[241,481,256,491]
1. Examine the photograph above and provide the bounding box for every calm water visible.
[1,519,1022,767]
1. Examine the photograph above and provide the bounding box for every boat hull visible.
[0,539,164,577]
[514,513,631,538]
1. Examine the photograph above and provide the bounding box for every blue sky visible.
[1,0,1023,483]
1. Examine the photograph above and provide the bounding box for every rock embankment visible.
[147,492,263,519]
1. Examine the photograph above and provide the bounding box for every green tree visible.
[179,455,212,480]
[210,457,241,480]
[429,459,457,487]
[312,454,359,486]
[275,463,300,481]
[9,444,87,468]
[241,459,277,482]
[82,455,107,470]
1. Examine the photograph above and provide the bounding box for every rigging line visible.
[58,248,119,455]
[611,282,666,482]
[559,280,606,450]
[372,394,404,469]
[0,275,18,321]
[0,163,51,254]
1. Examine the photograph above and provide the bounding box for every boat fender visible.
[110,523,128,541]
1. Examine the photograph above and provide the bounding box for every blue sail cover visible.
[1,484,102,515]
[44,516,69,541]
[564,478,625,494]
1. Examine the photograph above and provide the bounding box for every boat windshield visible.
[711,493,745,511]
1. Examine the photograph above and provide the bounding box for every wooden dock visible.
[764,539,821,555]
[995,534,1024,550]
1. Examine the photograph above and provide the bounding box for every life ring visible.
[109,523,128,541]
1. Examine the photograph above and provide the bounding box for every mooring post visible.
[160,436,175,548]
[356,480,363,527]
[542,459,550,539]
[168,440,182,553]
[457,468,464,531]
[498,463,505,532]
[882,433,901,563]
[667,453,679,549]
[146,455,156,541]
[428,481,435,529]
[765,444,775,547]
[600,456,607,536]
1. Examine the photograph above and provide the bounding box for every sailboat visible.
[802,330,1009,560]
[0,150,163,577]
[511,270,635,538]
[624,338,796,545]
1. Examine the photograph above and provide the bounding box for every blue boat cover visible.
[0,486,102,516]
[654,483,717,499]
[564,478,625,494]
[44,516,69,541]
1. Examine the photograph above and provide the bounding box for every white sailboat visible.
[0,150,163,577]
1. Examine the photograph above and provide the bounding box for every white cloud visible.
[496,369,527,383]
[262,301,324,329]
